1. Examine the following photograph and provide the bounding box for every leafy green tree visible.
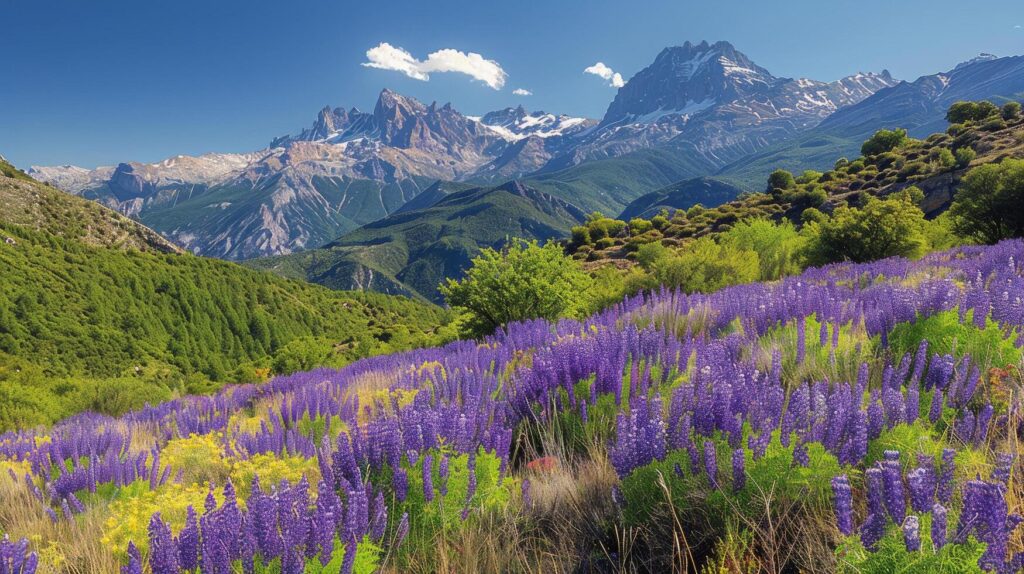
[652,238,759,294]
[440,239,594,338]
[767,169,796,192]
[1002,101,1022,121]
[946,101,1000,124]
[949,159,1024,243]
[861,128,908,157]
[806,190,928,264]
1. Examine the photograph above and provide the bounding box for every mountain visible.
[542,41,897,172]
[718,54,1024,188]
[248,180,587,302]
[1,158,179,253]
[618,177,746,220]
[0,162,447,428]
[31,90,594,259]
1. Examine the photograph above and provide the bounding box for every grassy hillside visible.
[250,181,588,302]
[520,146,718,214]
[0,158,179,253]
[0,165,449,429]
[570,106,1024,268]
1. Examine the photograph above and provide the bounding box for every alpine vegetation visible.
[1,240,1024,572]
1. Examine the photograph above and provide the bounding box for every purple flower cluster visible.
[0,537,37,574]
[0,240,1022,570]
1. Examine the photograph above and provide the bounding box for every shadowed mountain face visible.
[246,181,588,302]
[618,177,746,220]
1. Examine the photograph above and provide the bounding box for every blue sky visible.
[2,0,1022,168]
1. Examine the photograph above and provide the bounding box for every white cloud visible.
[512,88,533,96]
[363,42,507,90]
[584,62,625,88]
[1015,24,1022,28]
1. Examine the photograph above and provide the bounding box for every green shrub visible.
[946,100,1000,124]
[954,147,976,168]
[949,158,1024,243]
[652,237,759,294]
[440,239,594,338]
[862,129,908,157]
[805,190,928,264]
[1002,101,1021,121]
[936,148,956,169]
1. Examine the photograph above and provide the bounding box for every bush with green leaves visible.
[805,190,928,264]
[1002,101,1022,121]
[861,128,908,157]
[949,158,1024,243]
[946,101,1000,124]
[440,239,594,338]
[650,237,759,294]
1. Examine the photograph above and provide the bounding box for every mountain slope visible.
[618,177,746,220]
[30,91,595,260]
[719,54,1024,188]
[545,41,896,173]
[0,158,179,253]
[0,164,447,428]
[249,181,587,302]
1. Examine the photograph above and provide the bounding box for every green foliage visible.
[837,522,985,573]
[440,239,594,338]
[767,169,797,192]
[946,101,1000,124]
[955,147,977,168]
[949,158,1024,243]
[1002,101,1022,121]
[650,237,760,294]
[888,310,1021,370]
[720,219,807,281]
[0,223,446,430]
[389,449,516,568]
[861,129,908,157]
[805,191,928,264]
[936,148,957,169]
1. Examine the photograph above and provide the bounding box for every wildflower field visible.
[3,240,1024,573]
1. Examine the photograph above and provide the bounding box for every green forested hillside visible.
[0,165,449,429]
[250,180,588,302]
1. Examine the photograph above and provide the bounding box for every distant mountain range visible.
[24,41,1024,300]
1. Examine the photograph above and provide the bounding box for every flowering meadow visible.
[2,240,1024,573]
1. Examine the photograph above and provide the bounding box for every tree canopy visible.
[440,239,594,338]
[949,158,1024,244]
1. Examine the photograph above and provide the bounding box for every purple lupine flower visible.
[907,468,934,513]
[121,541,142,574]
[340,535,358,574]
[860,511,886,551]
[866,468,884,516]
[881,454,906,524]
[147,513,179,574]
[732,449,745,492]
[831,475,854,536]
[521,478,532,509]
[792,442,809,467]
[369,491,387,543]
[392,468,409,503]
[176,506,200,571]
[438,455,450,497]
[703,441,718,489]
[422,453,434,502]
[932,503,947,550]
[929,389,944,423]
[903,515,921,552]
[993,452,1015,485]
[937,449,955,504]
[394,512,410,548]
